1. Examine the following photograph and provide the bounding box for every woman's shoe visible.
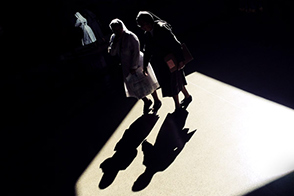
[180,96,192,109]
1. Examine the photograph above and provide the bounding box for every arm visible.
[163,27,184,64]
[158,24,184,69]
[143,34,152,75]
[167,32,185,70]
[129,33,140,72]
[108,34,119,56]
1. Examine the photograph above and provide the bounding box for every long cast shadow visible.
[132,109,196,191]
[99,113,159,189]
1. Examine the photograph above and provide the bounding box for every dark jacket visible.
[143,21,184,68]
[142,21,187,97]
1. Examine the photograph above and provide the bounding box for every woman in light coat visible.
[108,19,162,114]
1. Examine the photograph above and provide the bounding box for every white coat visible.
[109,29,159,99]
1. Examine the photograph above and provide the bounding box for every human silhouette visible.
[99,114,159,189]
[75,12,97,46]
[80,9,106,44]
[108,18,162,114]
[136,11,192,112]
[132,109,196,191]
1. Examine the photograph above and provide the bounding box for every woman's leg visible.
[181,86,191,99]
[142,97,149,102]
[142,97,152,114]
[173,94,181,110]
[180,86,192,109]
[151,90,160,102]
[151,90,162,113]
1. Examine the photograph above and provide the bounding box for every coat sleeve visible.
[129,33,140,69]
[160,25,184,63]
[143,33,152,69]
[108,34,119,56]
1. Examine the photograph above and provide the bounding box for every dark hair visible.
[136,11,172,30]
[136,11,154,26]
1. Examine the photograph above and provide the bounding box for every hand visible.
[143,67,148,76]
[178,61,185,70]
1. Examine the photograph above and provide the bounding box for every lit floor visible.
[75,72,294,196]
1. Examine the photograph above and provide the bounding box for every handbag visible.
[164,43,193,72]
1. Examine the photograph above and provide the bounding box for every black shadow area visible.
[1,58,136,196]
[99,113,159,189]
[54,91,137,196]
[244,171,294,196]
[180,7,294,109]
[132,109,196,191]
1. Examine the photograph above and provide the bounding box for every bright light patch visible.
[75,72,294,196]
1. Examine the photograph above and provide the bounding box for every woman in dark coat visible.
[136,11,192,111]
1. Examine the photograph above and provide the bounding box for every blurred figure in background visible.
[80,9,106,45]
[75,12,97,46]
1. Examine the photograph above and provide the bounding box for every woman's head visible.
[136,11,154,32]
[109,18,125,36]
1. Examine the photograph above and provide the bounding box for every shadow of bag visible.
[164,43,193,73]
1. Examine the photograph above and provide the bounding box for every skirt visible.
[152,57,187,97]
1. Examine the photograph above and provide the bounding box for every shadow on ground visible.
[1,56,137,195]
[99,113,159,189]
[132,109,196,191]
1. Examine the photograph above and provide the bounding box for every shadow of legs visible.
[99,149,137,189]
[132,110,197,191]
[98,114,159,189]
[132,168,156,192]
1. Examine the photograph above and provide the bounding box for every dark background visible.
[1,0,293,195]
